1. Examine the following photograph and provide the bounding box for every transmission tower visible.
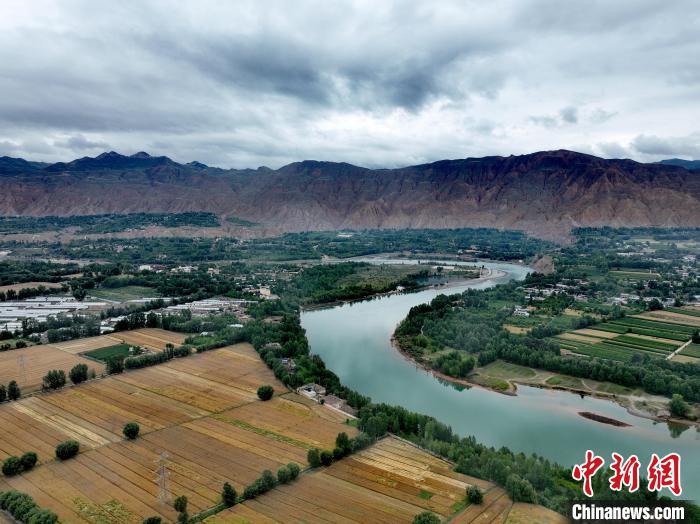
[17,354,26,386]
[155,452,171,504]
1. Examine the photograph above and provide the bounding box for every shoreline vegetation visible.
[386,265,699,429]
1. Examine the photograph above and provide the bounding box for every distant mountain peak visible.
[130,151,153,159]
[659,158,700,170]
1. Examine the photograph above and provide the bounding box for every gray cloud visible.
[559,106,578,124]
[0,0,698,167]
[632,134,700,158]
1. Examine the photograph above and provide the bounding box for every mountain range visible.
[1,149,699,241]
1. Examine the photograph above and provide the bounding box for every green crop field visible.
[83,343,132,361]
[680,343,700,358]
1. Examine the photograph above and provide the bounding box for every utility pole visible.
[155,452,170,504]
[17,354,26,386]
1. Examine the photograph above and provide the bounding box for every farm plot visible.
[214,395,357,451]
[207,437,564,524]
[554,311,700,363]
[110,328,187,351]
[48,335,125,354]
[680,343,700,359]
[0,345,104,393]
[0,344,357,522]
[634,310,700,328]
[0,281,63,293]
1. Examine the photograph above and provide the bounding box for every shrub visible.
[332,447,345,460]
[670,394,690,418]
[55,440,80,460]
[467,485,483,504]
[286,462,301,480]
[2,456,22,476]
[173,495,187,513]
[69,363,89,385]
[257,385,274,401]
[320,450,333,467]
[222,481,237,507]
[277,465,291,484]
[42,369,66,390]
[20,452,38,472]
[307,448,321,468]
[124,352,171,369]
[123,422,140,440]
[7,380,20,400]
[142,517,162,524]
[0,384,5,402]
[176,512,189,524]
[413,512,440,524]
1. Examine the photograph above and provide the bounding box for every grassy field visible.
[88,285,161,302]
[109,327,187,351]
[83,343,132,362]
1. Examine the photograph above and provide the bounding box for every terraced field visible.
[206,437,566,524]
[0,344,356,523]
[552,309,700,363]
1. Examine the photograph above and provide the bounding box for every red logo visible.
[572,451,682,497]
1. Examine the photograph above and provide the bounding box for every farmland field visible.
[88,286,161,302]
[49,335,127,354]
[0,281,63,293]
[0,345,104,393]
[552,308,700,363]
[83,343,132,362]
[0,344,356,523]
[110,327,187,351]
[206,436,566,524]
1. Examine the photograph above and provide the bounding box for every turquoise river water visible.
[301,260,700,501]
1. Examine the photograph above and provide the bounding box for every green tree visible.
[257,384,274,401]
[142,517,162,524]
[123,422,140,439]
[20,451,38,471]
[466,485,483,504]
[222,482,237,507]
[69,363,89,385]
[286,462,300,480]
[2,456,22,476]
[173,495,187,513]
[307,448,321,467]
[669,394,690,418]
[7,380,20,400]
[335,432,351,455]
[55,440,80,460]
[277,465,291,484]
[42,369,66,390]
[106,356,124,374]
[413,512,440,524]
[320,450,333,467]
[0,384,6,402]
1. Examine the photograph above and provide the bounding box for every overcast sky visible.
[0,0,698,169]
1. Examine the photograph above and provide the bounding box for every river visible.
[301,260,700,501]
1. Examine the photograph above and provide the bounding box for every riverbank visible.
[394,320,700,428]
[301,266,505,312]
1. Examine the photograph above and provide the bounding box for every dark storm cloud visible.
[0,0,698,167]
